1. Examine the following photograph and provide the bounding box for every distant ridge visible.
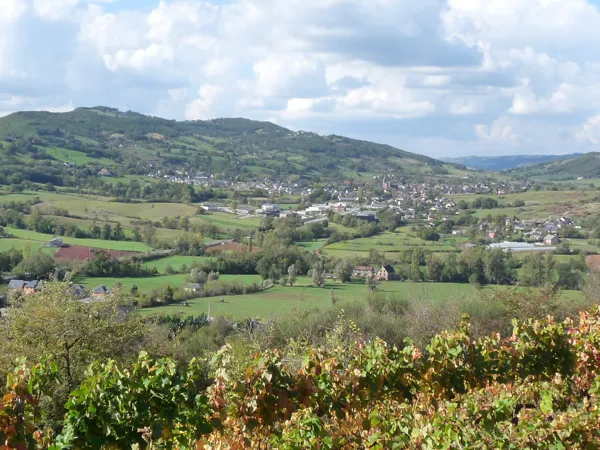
[0,106,469,183]
[443,154,582,171]
[508,152,600,180]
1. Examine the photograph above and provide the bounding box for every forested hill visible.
[508,152,600,181]
[0,106,460,184]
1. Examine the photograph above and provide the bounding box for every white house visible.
[261,203,281,214]
[200,202,218,211]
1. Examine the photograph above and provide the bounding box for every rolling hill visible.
[508,153,600,181]
[0,107,469,184]
[443,154,581,171]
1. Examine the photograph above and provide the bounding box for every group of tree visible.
[83,250,158,277]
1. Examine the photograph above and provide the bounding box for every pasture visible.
[196,212,261,232]
[140,279,586,320]
[6,228,152,252]
[141,255,215,273]
[322,229,460,260]
[0,191,263,243]
[450,190,599,219]
[76,274,263,292]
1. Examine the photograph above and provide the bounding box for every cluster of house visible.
[148,170,232,188]
[146,164,530,204]
[480,217,574,244]
[7,279,44,295]
[353,265,397,281]
[200,202,281,216]
[7,280,112,301]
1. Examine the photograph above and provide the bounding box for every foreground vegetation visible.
[2,282,600,448]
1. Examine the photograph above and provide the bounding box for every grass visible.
[297,239,328,252]
[76,274,263,292]
[450,190,598,220]
[6,228,152,252]
[196,212,260,232]
[44,147,116,166]
[139,279,585,320]
[142,256,215,273]
[322,229,459,260]
[0,191,261,242]
[0,238,46,253]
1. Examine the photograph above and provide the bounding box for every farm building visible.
[47,238,65,248]
[544,235,560,245]
[353,266,375,278]
[377,265,397,281]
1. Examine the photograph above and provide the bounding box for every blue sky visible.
[2,0,600,158]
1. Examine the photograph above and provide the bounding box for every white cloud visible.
[185,84,223,120]
[103,43,174,71]
[450,99,479,115]
[476,120,517,144]
[2,0,600,156]
[577,114,600,144]
[0,0,27,23]
[33,0,79,20]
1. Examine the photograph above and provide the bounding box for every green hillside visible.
[510,152,600,181]
[0,107,465,185]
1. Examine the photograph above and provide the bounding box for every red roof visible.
[54,246,138,262]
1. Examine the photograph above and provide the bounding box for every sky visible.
[2,0,600,158]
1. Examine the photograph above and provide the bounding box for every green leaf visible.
[540,390,553,415]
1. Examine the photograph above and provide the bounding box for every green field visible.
[196,212,260,232]
[297,239,328,252]
[45,147,116,166]
[0,238,53,254]
[322,230,460,260]
[140,280,585,320]
[6,228,152,252]
[142,256,215,273]
[0,191,261,242]
[450,190,599,220]
[76,274,263,292]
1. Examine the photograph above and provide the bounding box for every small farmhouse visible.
[92,285,111,297]
[353,266,375,278]
[377,265,396,281]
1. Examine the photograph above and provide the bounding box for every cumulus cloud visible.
[185,84,223,120]
[476,120,517,144]
[577,114,600,145]
[33,0,79,20]
[1,0,27,23]
[1,0,600,156]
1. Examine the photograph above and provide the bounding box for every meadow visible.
[76,273,263,292]
[139,278,586,320]
[0,191,263,243]
[321,230,461,260]
[6,228,152,252]
[0,238,53,254]
[450,190,600,219]
[141,255,215,273]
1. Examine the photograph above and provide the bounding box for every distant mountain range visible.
[443,154,582,171]
[508,153,600,181]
